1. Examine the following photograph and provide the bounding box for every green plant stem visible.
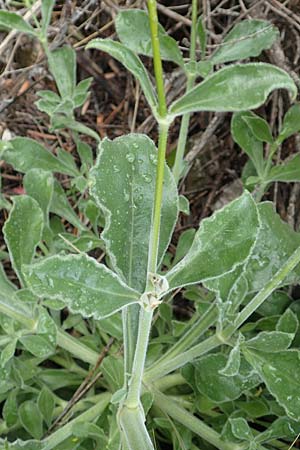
[147,0,167,118]
[172,0,198,183]
[42,392,111,450]
[153,390,244,450]
[146,244,300,381]
[125,308,153,407]
[145,303,218,379]
[120,3,170,448]
[255,141,279,201]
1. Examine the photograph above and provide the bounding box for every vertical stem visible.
[123,0,170,414]
[148,0,167,118]
[172,0,198,183]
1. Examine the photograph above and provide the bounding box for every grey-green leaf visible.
[38,386,55,427]
[50,179,86,231]
[166,192,259,291]
[0,11,36,35]
[86,39,157,112]
[276,308,298,335]
[24,169,54,226]
[18,401,43,440]
[170,63,297,116]
[90,134,178,292]
[244,348,300,421]
[116,9,184,66]
[231,112,265,176]
[2,137,77,176]
[3,196,44,286]
[244,331,293,352]
[266,154,300,182]
[23,254,140,319]
[194,353,260,402]
[278,103,300,143]
[48,46,76,99]
[242,113,273,143]
[211,20,279,64]
[41,0,55,33]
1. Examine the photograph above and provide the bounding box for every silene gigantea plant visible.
[1,1,300,449]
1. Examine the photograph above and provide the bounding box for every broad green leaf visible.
[3,391,18,427]
[266,154,300,182]
[244,331,293,352]
[170,64,297,116]
[211,20,279,64]
[50,180,86,231]
[24,169,54,226]
[38,386,55,427]
[244,348,300,421]
[19,307,57,358]
[277,103,300,143]
[23,254,140,319]
[90,134,178,292]
[194,353,260,402]
[116,9,184,66]
[205,202,300,306]
[48,46,76,99]
[0,11,36,35]
[41,0,55,33]
[244,202,300,293]
[242,113,273,143]
[86,39,157,112]
[229,418,253,441]
[2,137,77,176]
[3,196,43,286]
[231,112,265,176]
[166,192,259,291]
[276,308,298,334]
[18,400,43,439]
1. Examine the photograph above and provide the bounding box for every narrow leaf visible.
[166,192,259,291]
[266,154,300,182]
[23,254,140,319]
[170,63,297,116]
[197,16,207,57]
[3,196,43,285]
[245,331,293,352]
[24,169,54,226]
[2,137,77,176]
[244,349,300,421]
[86,39,157,111]
[48,46,76,99]
[90,134,178,292]
[50,179,86,231]
[278,103,300,143]
[41,0,55,33]
[242,113,273,143]
[116,9,184,66]
[0,11,36,35]
[211,20,279,64]
[18,401,43,440]
[231,112,265,176]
